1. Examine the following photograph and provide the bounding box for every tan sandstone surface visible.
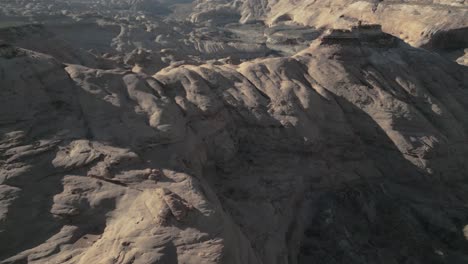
[1,1,468,264]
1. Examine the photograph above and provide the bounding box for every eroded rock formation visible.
[1,1,468,264]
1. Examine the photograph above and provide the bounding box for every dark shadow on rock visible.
[421,27,468,51]
[156,241,179,264]
[0,150,65,260]
[297,96,468,264]
[0,147,118,262]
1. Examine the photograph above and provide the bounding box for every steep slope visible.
[0,44,258,264]
[1,26,468,264]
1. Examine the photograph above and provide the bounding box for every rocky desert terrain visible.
[1,0,468,263]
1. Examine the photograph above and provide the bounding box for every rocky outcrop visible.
[0,48,258,264]
[193,0,468,64]
[456,48,468,65]
[1,0,468,263]
[1,25,468,263]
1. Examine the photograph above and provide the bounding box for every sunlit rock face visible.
[1,0,468,264]
[193,0,468,64]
